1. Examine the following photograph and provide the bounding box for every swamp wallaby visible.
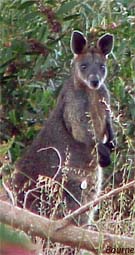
[13,31,115,224]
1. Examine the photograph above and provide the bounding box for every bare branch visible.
[2,179,15,206]
[0,200,135,254]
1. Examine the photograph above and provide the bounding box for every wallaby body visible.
[13,31,115,224]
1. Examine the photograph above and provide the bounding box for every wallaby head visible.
[71,31,114,90]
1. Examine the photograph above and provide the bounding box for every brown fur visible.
[12,31,115,224]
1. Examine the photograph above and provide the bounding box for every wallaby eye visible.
[100,64,106,72]
[80,63,88,70]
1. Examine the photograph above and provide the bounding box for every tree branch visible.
[0,200,135,254]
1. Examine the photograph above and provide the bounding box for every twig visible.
[37,146,62,180]
[2,179,15,206]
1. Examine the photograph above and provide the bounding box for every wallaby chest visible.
[87,86,109,142]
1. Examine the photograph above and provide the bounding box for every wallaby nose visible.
[89,74,100,89]
[91,79,99,87]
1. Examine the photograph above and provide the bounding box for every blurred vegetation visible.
[0,0,135,249]
[0,223,36,254]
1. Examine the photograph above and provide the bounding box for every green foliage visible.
[0,137,15,157]
[0,223,32,247]
[0,224,35,253]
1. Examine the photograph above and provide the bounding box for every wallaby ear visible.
[97,34,114,56]
[71,30,87,55]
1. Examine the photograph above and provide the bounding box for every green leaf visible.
[0,137,15,156]
[19,0,35,9]
[129,96,135,120]
[57,0,79,16]
[113,78,126,102]
[11,39,27,54]
[81,3,94,14]
[8,110,17,126]
[63,14,80,21]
